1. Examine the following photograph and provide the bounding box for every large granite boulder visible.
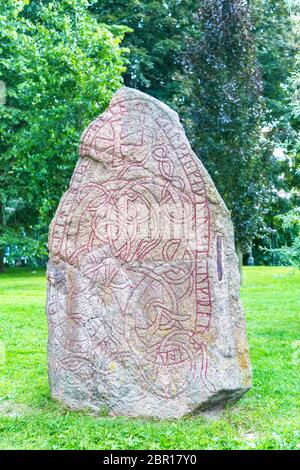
[46,87,251,418]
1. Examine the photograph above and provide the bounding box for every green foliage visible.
[274,208,300,267]
[0,267,299,449]
[250,0,300,258]
[181,0,274,250]
[94,0,283,252]
[288,24,300,191]
[0,0,299,265]
[252,0,296,121]
[1,227,48,267]
[91,0,194,104]
[0,0,128,259]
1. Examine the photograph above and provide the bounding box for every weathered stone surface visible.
[46,87,251,418]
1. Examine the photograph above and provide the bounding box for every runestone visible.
[46,87,251,418]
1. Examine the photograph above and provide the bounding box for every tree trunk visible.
[236,240,243,285]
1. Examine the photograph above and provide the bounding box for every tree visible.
[93,0,281,274]
[273,209,300,268]
[250,0,300,263]
[272,3,300,268]
[251,0,296,123]
[0,0,128,268]
[181,0,275,272]
[90,0,195,105]
[2,0,298,270]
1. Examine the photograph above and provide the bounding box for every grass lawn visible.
[0,266,299,450]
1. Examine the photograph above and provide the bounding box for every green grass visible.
[0,266,299,450]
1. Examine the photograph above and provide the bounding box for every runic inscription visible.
[46,87,252,418]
